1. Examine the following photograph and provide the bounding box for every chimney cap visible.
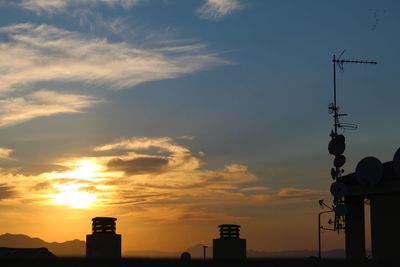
[218,224,240,228]
[92,217,117,222]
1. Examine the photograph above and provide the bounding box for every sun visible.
[53,190,95,209]
[62,160,101,180]
[51,159,101,208]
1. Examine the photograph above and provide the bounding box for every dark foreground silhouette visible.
[0,258,399,267]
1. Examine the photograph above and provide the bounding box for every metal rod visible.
[203,245,207,260]
[333,55,337,136]
[318,210,334,259]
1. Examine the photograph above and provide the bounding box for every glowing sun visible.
[53,190,95,209]
[51,160,101,208]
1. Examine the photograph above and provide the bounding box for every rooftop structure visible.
[86,217,121,259]
[213,224,246,260]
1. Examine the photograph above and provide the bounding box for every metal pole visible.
[203,245,207,260]
[318,211,322,259]
[318,210,334,259]
[333,55,337,136]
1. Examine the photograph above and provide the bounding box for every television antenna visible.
[327,52,377,233]
[328,52,377,181]
[330,52,377,136]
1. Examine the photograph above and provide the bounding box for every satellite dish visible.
[334,203,347,216]
[355,156,383,186]
[328,135,345,156]
[330,181,347,198]
[180,252,191,261]
[334,155,346,168]
[393,148,400,177]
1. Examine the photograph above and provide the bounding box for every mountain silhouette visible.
[0,233,85,256]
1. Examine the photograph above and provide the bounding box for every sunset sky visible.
[0,0,399,254]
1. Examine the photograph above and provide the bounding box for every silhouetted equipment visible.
[327,54,377,239]
[317,200,334,259]
[325,54,380,260]
[329,54,377,182]
[332,149,400,260]
[330,181,347,198]
[355,157,383,186]
[86,217,121,259]
[393,147,400,176]
[203,245,208,260]
[180,252,191,260]
[213,224,246,260]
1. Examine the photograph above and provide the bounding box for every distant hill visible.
[0,233,85,256]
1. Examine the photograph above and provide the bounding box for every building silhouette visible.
[86,217,121,259]
[336,151,400,260]
[213,224,246,260]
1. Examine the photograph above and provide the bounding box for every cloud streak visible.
[197,0,244,21]
[0,90,99,127]
[0,23,224,92]
[0,148,13,160]
[0,23,225,126]
[20,0,143,14]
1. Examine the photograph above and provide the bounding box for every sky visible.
[0,0,399,254]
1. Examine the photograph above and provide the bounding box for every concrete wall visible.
[213,238,246,260]
[370,193,400,260]
[86,234,121,259]
[345,196,366,260]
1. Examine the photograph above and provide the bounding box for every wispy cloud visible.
[0,90,99,127]
[277,187,327,202]
[0,23,224,126]
[197,0,244,21]
[0,183,16,200]
[20,0,143,14]
[0,23,225,92]
[0,148,13,160]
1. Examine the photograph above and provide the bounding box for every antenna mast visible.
[328,53,377,233]
[331,55,377,137]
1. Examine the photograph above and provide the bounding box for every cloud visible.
[0,90,99,127]
[0,137,327,221]
[94,137,201,170]
[0,23,225,92]
[0,23,224,126]
[107,157,168,174]
[0,137,259,214]
[20,0,143,14]
[277,187,327,201]
[0,148,13,160]
[0,183,16,200]
[197,0,244,21]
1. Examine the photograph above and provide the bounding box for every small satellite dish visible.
[355,156,383,186]
[180,252,191,261]
[334,155,346,168]
[334,203,347,216]
[393,148,400,177]
[328,135,345,156]
[330,181,347,198]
